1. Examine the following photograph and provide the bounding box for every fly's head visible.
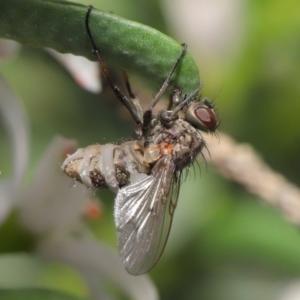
[184,97,219,133]
[143,87,218,168]
[159,88,219,134]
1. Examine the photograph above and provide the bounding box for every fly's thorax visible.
[143,118,205,168]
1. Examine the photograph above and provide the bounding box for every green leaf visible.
[0,0,200,94]
[0,289,91,300]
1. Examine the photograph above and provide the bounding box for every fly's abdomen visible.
[61,142,150,192]
[62,144,120,192]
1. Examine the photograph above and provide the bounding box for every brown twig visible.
[204,132,300,226]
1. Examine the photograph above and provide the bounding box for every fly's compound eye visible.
[194,106,217,130]
[186,98,218,133]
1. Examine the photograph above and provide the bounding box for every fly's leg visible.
[147,44,187,112]
[142,44,187,134]
[121,70,143,124]
[121,70,136,100]
[85,6,143,126]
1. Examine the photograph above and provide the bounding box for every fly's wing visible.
[114,155,180,275]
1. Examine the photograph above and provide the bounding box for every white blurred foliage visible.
[47,49,102,94]
[0,39,21,59]
[161,0,246,63]
[38,236,159,300]
[18,136,88,236]
[278,280,300,300]
[0,76,29,224]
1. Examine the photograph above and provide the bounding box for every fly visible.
[61,6,219,275]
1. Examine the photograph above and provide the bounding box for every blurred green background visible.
[1,0,300,299]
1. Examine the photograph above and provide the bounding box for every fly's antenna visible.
[171,82,203,117]
[158,82,203,127]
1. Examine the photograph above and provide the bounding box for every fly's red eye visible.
[195,107,217,130]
